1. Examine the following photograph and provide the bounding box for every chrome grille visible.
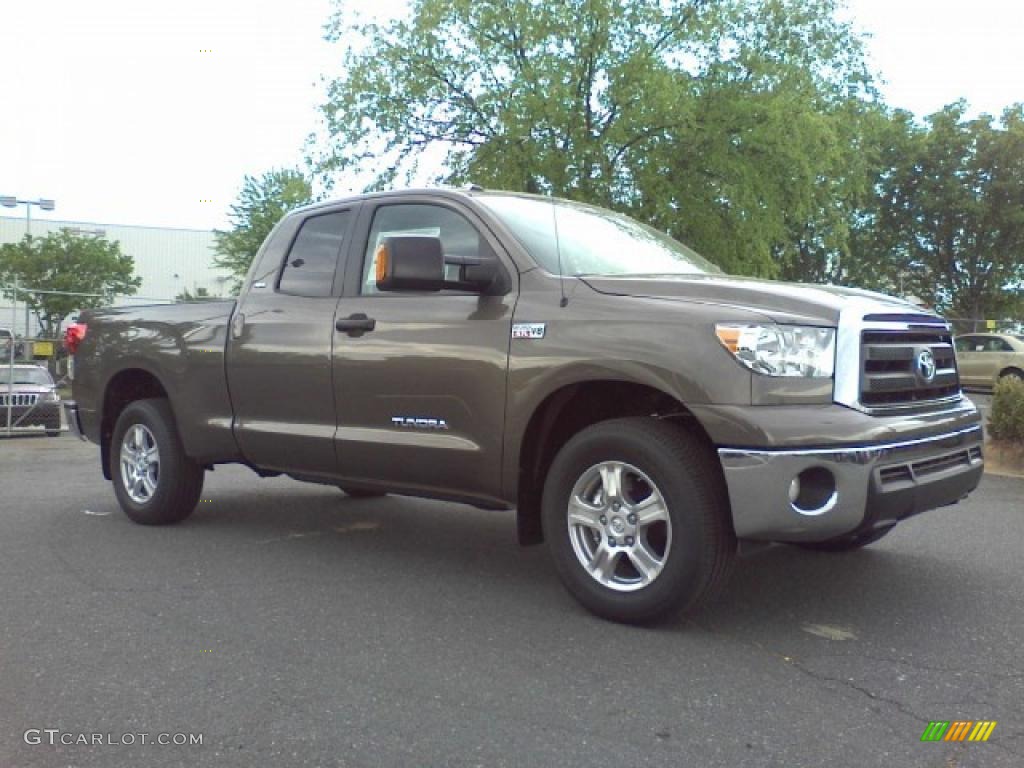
[860,326,960,409]
[0,393,39,407]
[878,445,983,487]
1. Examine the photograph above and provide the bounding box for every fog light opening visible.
[790,467,838,516]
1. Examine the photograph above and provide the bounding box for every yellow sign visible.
[986,320,997,330]
[33,341,55,357]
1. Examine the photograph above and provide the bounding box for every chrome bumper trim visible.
[63,400,87,441]
[718,426,984,542]
[717,425,983,460]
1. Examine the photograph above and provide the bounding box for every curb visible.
[983,440,1024,479]
[984,467,1024,480]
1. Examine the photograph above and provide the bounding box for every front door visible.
[227,206,356,475]
[955,336,982,387]
[331,198,516,503]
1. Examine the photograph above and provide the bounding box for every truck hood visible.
[579,274,931,325]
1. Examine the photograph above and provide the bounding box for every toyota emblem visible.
[916,349,937,383]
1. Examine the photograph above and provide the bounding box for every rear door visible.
[331,196,517,502]
[986,336,1018,384]
[226,205,357,475]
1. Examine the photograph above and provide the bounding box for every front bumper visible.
[719,425,984,542]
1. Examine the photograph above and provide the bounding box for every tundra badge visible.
[391,417,449,430]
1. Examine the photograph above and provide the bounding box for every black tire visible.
[338,486,386,498]
[795,524,895,552]
[999,369,1023,383]
[110,398,204,525]
[541,417,735,624]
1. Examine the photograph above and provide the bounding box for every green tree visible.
[315,0,876,276]
[214,168,314,291]
[850,103,1024,321]
[175,286,217,302]
[0,231,142,338]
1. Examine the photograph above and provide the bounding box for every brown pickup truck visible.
[65,188,983,623]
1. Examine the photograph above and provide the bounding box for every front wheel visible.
[110,399,204,525]
[542,418,735,624]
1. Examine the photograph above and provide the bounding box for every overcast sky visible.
[1,0,1021,231]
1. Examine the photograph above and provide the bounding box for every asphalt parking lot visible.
[1,434,1021,768]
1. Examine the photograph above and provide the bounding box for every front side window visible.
[278,210,351,297]
[954,337,976,352]
[361,204,485,295]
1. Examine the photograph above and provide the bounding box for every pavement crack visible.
[786,657,931,723]
[846,651,1024,682]
[786,660,1023,760]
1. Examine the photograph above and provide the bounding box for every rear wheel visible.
[110,399,204,525]
[542,418,735,624]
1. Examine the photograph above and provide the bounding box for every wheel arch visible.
[99,366,172,480]
[512,378,719,546]
[998,366,1024,381]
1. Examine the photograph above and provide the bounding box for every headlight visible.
[715,324,835,378]
[42,390,59,402]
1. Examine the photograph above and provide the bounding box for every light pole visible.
[1,195,56,339]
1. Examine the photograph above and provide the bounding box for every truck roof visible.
[292,186,478,216]
[290,186,575,217]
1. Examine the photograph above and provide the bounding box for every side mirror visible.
[375,237,445,292]
[445,254,510,296]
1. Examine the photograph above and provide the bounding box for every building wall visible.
[0,216,231,336]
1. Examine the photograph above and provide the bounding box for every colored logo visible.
[920,721,997,742]
[915,348,937,383]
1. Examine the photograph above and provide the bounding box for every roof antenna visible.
[551,198,568,308]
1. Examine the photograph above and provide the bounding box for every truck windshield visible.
[0,368,53,386]
[477,194,721,277]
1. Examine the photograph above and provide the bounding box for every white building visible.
[0,216,231,336]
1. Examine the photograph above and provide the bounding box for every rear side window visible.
[985,337,1013,352]
[278,211,351,297]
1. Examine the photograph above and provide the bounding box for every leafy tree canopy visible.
[0,230,141,338]
[316,0,876,276]
[849,102,1024,321]
[214,168,315,292]
[175,286,219,302]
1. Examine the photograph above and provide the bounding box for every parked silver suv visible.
[1,364,63,436]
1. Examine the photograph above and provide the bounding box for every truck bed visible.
[74,300,241,464]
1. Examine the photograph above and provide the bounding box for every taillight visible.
[64,323,87,354]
